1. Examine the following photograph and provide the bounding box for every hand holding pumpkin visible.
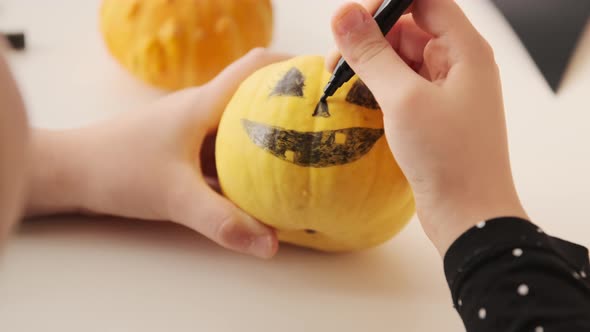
[328,0,528,255]
[26,49,288,259]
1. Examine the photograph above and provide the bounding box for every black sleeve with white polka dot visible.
[444,217,590,331]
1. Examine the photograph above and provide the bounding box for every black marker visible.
[320,0,413,102]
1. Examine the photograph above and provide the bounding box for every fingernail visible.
[335,6,367,36]
[240,213,275,259]
[228,213,276,258]
[249,235,275,259]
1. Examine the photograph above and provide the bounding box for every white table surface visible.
[1,1,589,331]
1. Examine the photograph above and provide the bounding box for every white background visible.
[1,1,589,331]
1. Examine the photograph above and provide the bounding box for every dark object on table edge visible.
[2,32,26,51]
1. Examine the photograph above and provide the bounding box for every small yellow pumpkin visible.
[100,0,273,90]
[216,56,416,252]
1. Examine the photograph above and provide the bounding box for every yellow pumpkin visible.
[100,0,273,90]
[216,56,415,252]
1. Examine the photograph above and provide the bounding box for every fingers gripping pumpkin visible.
[216,56,415,252]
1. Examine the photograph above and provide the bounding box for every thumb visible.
[201,48,292,128]
[168,171,278,259]
[331,3,421,103]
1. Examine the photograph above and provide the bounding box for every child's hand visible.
[327,0,528,255]
[27,49,289,259]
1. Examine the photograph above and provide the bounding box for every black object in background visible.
[2,32,26,50]
[492,0,590,92]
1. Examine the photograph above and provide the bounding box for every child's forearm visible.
[14,49,281,259]
[25,129,93,217]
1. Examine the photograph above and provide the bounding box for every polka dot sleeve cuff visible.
[443,217,590,331]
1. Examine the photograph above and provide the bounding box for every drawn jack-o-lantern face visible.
[216,56,415,252]
[242,66,385,168]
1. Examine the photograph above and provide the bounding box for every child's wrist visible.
[25,129,94,217]
[418,190,528,257]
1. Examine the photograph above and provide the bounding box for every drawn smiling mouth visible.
[241,119,384,168]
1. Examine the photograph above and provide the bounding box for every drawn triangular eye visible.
[346,80,380,110]
[270,67,305,97]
